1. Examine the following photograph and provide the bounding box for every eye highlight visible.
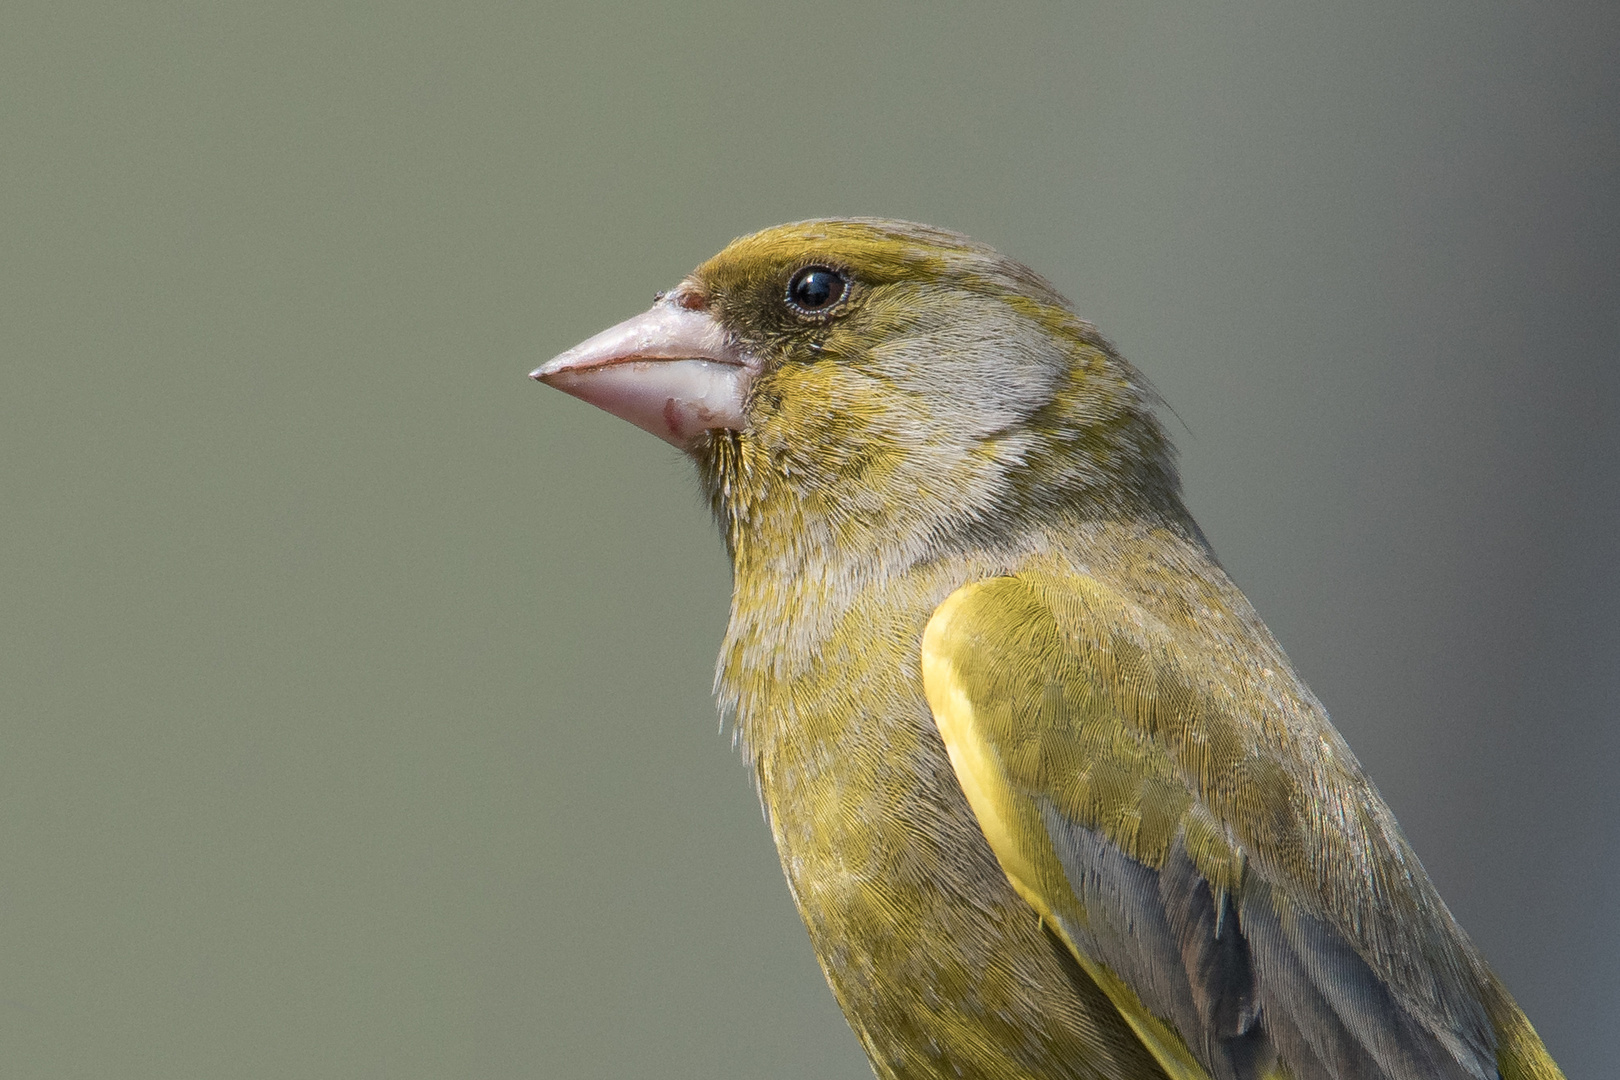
[785,265,848,316]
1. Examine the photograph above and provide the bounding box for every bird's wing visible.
[920,572,1510,1080]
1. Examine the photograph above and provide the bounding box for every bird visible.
[530,218,1564,1080]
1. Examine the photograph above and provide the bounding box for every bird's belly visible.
[763,749,1163,1080]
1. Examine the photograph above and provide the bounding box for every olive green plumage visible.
[569,220,1564,1079]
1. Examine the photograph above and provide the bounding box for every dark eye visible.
[786,265,848,314]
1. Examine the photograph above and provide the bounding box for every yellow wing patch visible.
[922,580,1214,1080]
[920,586,1048,912]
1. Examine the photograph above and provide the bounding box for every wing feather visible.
[919,573,1533,1080]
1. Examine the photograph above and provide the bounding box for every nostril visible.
[669,285,710,312]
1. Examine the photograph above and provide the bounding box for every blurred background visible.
[4,2,1616,1076]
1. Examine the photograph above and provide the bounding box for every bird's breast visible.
[718,562,1163,1079]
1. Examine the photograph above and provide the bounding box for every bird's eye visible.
[786,266,848,315]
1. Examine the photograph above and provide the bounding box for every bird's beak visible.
[530,297,756,451]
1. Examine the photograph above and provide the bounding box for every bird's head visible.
[535,219,1188,575]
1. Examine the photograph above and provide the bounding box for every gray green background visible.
[5,3,1616,1077]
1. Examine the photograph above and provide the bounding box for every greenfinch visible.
[532,219,1563,1080]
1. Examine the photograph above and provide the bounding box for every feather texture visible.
[543,218,1565,1080]
[922,572,1559,1080]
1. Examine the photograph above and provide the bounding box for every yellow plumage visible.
[535,218,1563,1079]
